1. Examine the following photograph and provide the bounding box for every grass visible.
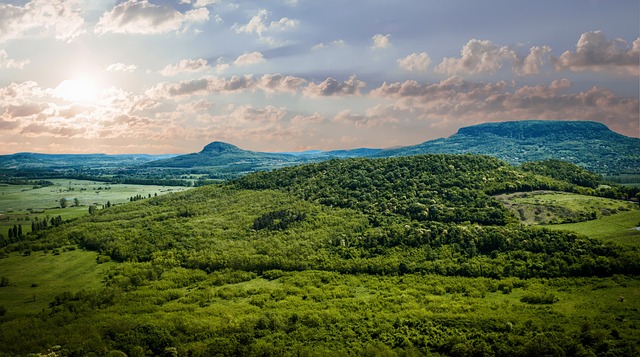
[496,191,635,225]
[496,190,640,246]
[0,179,191,238]
[0,249,113,315]
[543,209,640,247]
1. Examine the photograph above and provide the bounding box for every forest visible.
[0,154,638,356]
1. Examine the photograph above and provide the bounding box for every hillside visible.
[0,153,175,170]
[1,121,637,181]
[1,154,638,355]
[381,120,640,175]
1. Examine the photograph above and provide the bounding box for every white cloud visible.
[555,31,640,76]
[370,77,639,136]
[160,58,211,76]
[435,39,517,75]
[304,76,366,97]
[397,52,431,72]
[371,34,391,49]
[194,0,220,7]
[0,49,30,69]
[95,0,209,35]
[233,52,265,66]
[0,0,85,43]
[235,9,299,36]
[514,45,552,76]
[312,39,346,50]
[106,63,137,73]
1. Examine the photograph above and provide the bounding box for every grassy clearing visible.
[496,190,636,225]
[543,209,640,247]
[0,179,191,238]
[0,249,113,315]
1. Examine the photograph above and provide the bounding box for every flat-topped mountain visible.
[379,120,640,175]
[2,120,638,177]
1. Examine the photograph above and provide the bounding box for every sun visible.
[54,77,100,104]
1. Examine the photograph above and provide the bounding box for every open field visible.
[0,179,191,238]
[496,190,636,225]
[543,209,640,247]
[0,249,113,315]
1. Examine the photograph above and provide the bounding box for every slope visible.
[380,120,640,175]
[0,154,639,355]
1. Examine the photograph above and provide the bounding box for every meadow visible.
[0,179,190,238]
[0,156,638,355]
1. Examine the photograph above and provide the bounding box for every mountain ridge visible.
[1,120,638,176]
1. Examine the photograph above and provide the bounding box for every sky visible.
[0,0,638,154]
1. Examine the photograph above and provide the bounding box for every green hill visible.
[1,154,638,355]
[381,120,640,175]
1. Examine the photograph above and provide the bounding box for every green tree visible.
[59,198,68,208]
[74,197,80,207]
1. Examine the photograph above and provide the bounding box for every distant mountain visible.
[377,120,640,175]
[2,120,637,179]
[143,141,301,174]
[0,153,176,170]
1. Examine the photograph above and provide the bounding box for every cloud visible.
[370,77,639,136]
[311,39,346,50]
[95,0,209,35]
[0,49,30,69]
[226,104,288,123]
[371,34,391,49]
[397,52,431,72]
[0,0,85,43]
[291,112,324,125]
[21,122,87,138]
[147,73,311,99]
[256,73,307,94]
[160,58,211,76]
[193,0,220,7]
[234,8,299,45]
[333,109,398,128]
[233,52,265,66]
[106,63,137,73]
[147,75,254,98]
[555,31,640,76]
[304,75,366,97]
[436,39,517,75]
[0,81,47,103]
[176,99,214,113]
[514,45,552,76]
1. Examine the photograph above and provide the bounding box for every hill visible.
[141,120,640,178]
[380,120,640,175]
[0,152,175,170]
[1,154,638,355]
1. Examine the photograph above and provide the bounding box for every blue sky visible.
[0,0,638,154]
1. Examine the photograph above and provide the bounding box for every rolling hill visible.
[146,120,640,177]
[0,154,638,355]
[381,120,640,175]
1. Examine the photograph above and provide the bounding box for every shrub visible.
[520,292,558,304]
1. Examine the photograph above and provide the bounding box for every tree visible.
[89,205,96,215]
[74,197,80,207]
[60,198,68,208]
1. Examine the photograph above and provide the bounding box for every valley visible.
[0,153,638,356]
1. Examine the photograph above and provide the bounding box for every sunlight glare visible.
[54,77,100,104]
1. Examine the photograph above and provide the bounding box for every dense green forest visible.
[0,154,638,356]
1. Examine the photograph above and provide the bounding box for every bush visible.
[0,276,8,287]
[520,292,558,304]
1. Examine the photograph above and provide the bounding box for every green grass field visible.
[543,209,640,247]
[0,179,191,238]
[0,249,113,315]
[496,190,640,247]
[496,191,635,225]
